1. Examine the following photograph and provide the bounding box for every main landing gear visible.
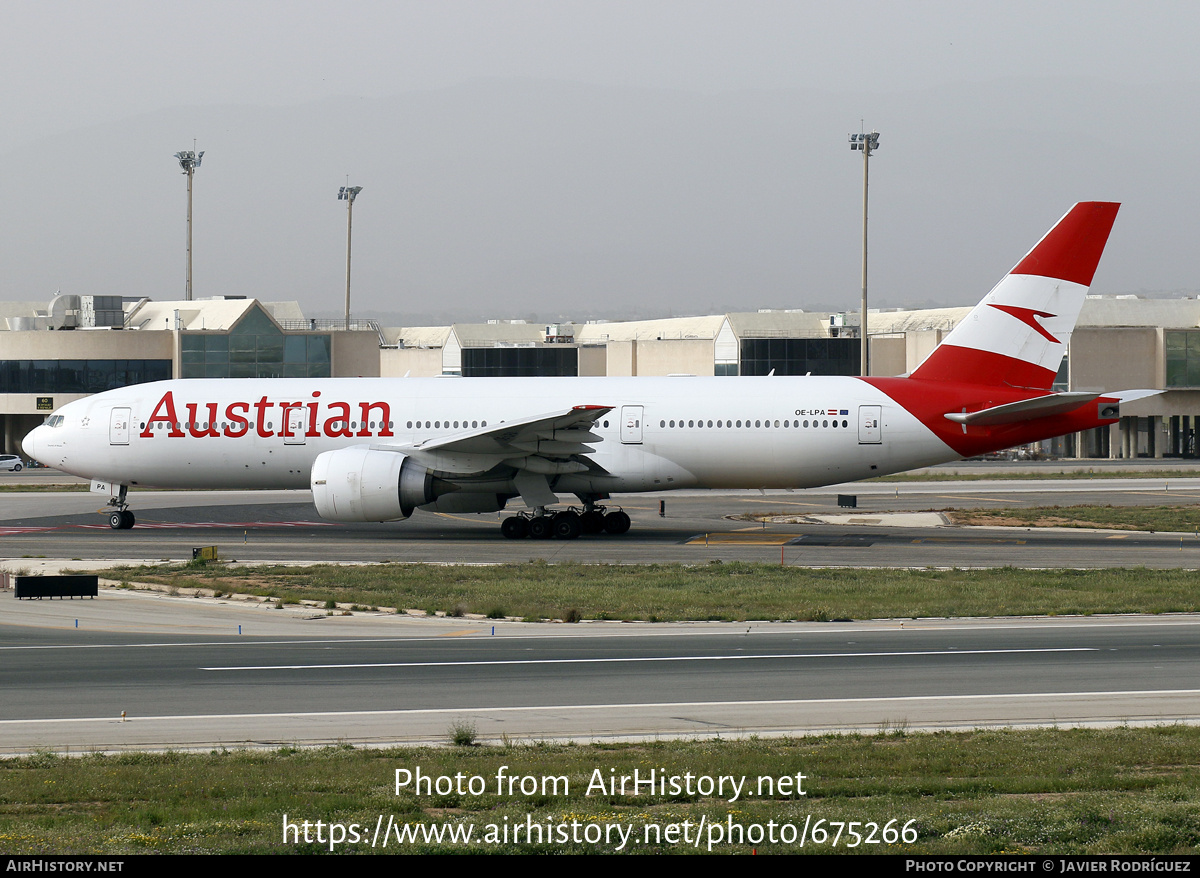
[105,485,135,530]
[500,504,631,540]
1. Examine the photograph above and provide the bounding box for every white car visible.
[0,454,23,472]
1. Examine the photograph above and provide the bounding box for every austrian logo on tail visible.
[986,304,1061,344]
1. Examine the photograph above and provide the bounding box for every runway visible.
[2,476,1200,566]
[2,591,1197,753]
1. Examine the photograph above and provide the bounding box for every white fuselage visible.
[24,376,958,497]
[20,202,1125,527]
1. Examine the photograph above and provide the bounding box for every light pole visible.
[849,130,879,376]
[338,185,363,326]
[174,148,204,301]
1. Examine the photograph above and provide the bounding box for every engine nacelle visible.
[420,493,511,514]
[311,447,437,522]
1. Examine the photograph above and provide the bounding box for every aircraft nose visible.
[22,426,45,462]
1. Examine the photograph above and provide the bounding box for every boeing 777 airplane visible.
[23,202,1140,539]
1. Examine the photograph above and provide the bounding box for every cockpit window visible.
[46,416,64,428]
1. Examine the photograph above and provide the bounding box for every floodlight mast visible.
[338,185,364,326]
[848,130,879,377]
[174,148,204,301]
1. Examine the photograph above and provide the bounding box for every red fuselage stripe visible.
[861,376,1116,458]
[909,345,1059,390]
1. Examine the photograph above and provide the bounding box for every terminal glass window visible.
[1166,331,1200,387]
[461,347,578,377]
[1052,353,1069,392]
[739,338,860,377]
[180,305,332,379]
[0,360,171,393]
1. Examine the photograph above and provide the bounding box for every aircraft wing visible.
[412,404,610,456]
[369,404,613,478]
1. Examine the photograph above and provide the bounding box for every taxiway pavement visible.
[2,591,1197,753]
[2,478,1200,567]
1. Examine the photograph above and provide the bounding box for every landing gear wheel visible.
[553,511,582,540]
[109,511,124,530]
[603,510,631,535]
[501,516,529,539]
[528,516,553,539]
[580,510,606,534]
[121,510,135,529]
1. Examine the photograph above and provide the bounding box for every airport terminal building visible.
[0,295,381,457]
[3,293,1199,460]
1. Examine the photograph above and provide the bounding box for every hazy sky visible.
[3,2,1199,320]
[6,0,1197,149]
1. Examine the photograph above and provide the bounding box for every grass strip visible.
[946,504,1200,533]
[869,469,1200,481]
[2,727,1198,854]
[101,562,1200,622]
[748,503,1200,534]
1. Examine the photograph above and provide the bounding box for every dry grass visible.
[105,561,1200,622]
[3,727,1199,854]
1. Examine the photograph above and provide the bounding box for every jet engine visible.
[420,493,510,514]
[311,447,442,522]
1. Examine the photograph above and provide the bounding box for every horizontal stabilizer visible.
[944,392,1100,427]
[1111,389,1162,404]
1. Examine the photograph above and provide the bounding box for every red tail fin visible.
[911,202,1120,389]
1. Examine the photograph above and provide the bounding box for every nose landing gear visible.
[104,485,135,530]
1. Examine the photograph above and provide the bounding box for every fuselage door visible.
[284,406,307,445]
[858,405,882,444]
[620,405,644,444]
[109,407,131,445]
